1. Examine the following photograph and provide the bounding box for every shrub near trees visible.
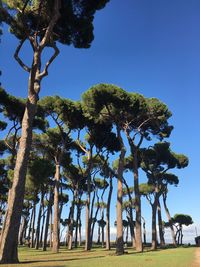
[0,81,191,263]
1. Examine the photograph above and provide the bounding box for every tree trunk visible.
[39,209,46,247]
[116,129,126,255]
[162,193,177,246]
[27,204,34,245]
[133,148,143,252]
[106,176,113,250]
[68,191,76,250]
[74,202,80,248]
[30,201,36,248]
[97,224,100,244]
[43,190,53,251]
[0,96,38,263]
[151,203,157,250]
[157,199,165,247]
[90,192,100,245]
[85,174,91,250]
[35,191,44,249]
[18,217,26,245]
[52,164,60,253]
[141,217,146,246]
[78,217,82,246]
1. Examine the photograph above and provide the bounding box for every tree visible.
[140,142,188,249]
[0,1,110,263]
[164,214,193,246]
[82,84,173,253]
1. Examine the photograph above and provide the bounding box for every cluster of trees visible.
[0,0,192,265]
[0,83,192,261]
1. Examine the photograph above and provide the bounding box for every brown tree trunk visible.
[27,204,34,244]
[162,193,177,246]
[85,174,91,250]
[18,216,26,245]
[68,191,76,250]
[35,191,44,249]
[78,216,82,246]
[74,202,80,248]
[142,217,146,246]
[52,164,60,253]
[30,201,36,248]
[116,128,126,255]
[0,97,38,263]
[151,203,157,250]
[106,176,113,250]
[39,209,46,247]
[43,189,53,251]
[157,199,165,247]
[133,148,143,252]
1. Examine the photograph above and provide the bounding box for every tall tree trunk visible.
[133,148,143,252]
[68,191,76,250]
[151,203,157,250]
[30,201,36,248]
[74,202,80,248]
[180,225,183,245]
[90,192,100,245]
[52,164,60,253]
[116,129,126,255]
[78,216,82,246]
[85,174,91,250]
[18,217,26,245]
[123,178,135,248]
[157,199,165,247]
[97,224,100,244]
[0,96,38,263]
[39,209,46,247]
[106,176,113,250]
[35,191,44,249]
[162,193,177,246]
[43,190,53,251]
[142,216,146,246]
[27,205,34,245]
[49,207,53,248]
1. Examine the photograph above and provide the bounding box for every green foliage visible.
[1,0,110,47]
[139,183,155,196]
[173,214,193,226]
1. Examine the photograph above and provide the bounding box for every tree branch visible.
[38,43,59,79]
[14,39,31,72]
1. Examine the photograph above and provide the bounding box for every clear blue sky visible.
[1,0,200,242]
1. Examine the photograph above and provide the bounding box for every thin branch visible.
[38,43,59,79]
[14,39,31,72]
[39,0,61,48]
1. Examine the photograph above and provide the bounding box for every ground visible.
[0,246,198,267]
[192,247,200,267]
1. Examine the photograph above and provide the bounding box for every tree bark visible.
[157,199,165,247]
[133,148,143,252]
[30,200,36,248]
[106,176,113,250]
[116,129,125,255]
[43,189,53,251]
[35,191,44,249]
[151,203,157,250]
[0,96,38,263]
[52,164,60,253]
[162,193,177,246]
[68,191,76,250]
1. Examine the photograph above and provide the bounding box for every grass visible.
[0,245,196,267]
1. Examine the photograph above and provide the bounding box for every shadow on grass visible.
[20,255,105,265]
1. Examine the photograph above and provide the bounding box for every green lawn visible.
[0,246,196,267]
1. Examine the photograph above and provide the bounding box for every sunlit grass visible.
[0,245,196,267]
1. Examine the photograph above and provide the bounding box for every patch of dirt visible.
[192,248,200,267]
